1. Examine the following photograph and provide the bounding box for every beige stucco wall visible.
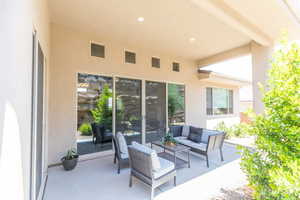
[0,0,50,199]
[48,23,240,165]
[251,41,274,114]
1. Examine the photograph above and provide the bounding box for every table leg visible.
[174,152,177,168]
[188,150,191,168]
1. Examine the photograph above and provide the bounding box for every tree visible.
[90,84,112,129]
[240,39,300,199]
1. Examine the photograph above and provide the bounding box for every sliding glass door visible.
[77,73,113,155]
[115,77,142,144]
[145,81,166,143]
[77,74,185,154]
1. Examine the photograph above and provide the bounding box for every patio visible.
[44,143,246,200]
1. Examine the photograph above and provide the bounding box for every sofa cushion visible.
[187,127,203,143]
[153,157,175,179]
[175,137,207,151]
[116,132,128,155]
[169,125,183,137]
[131,142,161,171]
[182,125,190,137]
[187,142,207,151]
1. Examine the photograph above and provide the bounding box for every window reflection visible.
[77,73,113,155]
[146,81,166,143]
[168,84,185,125]
[115,78,142,144]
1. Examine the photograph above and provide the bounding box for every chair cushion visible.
[153,158,175,179]
[182,125,190,137]
[120,152,128,159]
[131,142,161,171]
[187,127,202,143]
[116,132,128,155]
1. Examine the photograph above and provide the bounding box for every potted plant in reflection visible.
[163,132,177,147]
[61,148,79,171]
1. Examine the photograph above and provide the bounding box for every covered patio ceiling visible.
[49,0,300,61]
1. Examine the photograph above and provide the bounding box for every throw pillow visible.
[169,125,183,137]
[182,125,190,137]
[188,127,203,143]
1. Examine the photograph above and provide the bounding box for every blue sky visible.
[203,55,253,101]
[202,55,252,81]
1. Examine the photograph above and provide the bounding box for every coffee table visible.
[151,141,191,169]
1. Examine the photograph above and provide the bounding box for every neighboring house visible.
[198,70,250,129]
[1,1,300,200]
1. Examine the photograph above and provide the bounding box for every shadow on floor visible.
[211,186,253,200]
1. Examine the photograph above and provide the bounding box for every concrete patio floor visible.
[43,143,247,200]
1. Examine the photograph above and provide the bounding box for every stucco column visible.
[251,41,274,114]
[0,0,33,200]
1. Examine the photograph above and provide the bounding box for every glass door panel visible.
[115,77,142,144]
[77,73,113,155]
[146,81,166,143]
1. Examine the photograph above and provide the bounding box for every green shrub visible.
[240,39,300,199]
[91,84,113,129]
[215,121,251,139]
[79,123,92,136]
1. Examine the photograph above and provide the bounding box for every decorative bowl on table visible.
[163,132,177,147]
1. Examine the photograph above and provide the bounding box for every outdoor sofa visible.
[170,125,226,167]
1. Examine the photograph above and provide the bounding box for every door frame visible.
[31,30,48,200]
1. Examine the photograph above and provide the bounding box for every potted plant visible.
[61,148,79,171]
[163,132,177,146]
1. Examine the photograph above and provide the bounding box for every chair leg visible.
[174,176,177,186]
[151,187,155,200]
[220,148,224,162]
[129,173,133,187]
[206,155,209,168]
[113,154,116,164]
[118,161,121,174]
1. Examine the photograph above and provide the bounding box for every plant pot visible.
[61,155,78,171]
[164,141,176,147]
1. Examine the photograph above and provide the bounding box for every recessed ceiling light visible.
[189,38,196,42]
[137,17,144,22]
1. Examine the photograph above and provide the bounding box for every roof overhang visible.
[49,0,300,61]
[198,70,251,87]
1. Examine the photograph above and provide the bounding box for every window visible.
[206,87,233,115]
[125,51,136,64]
[91,43,105,58]
[168,84,185,125]
[151,57,160,68]
[172,62,180,72]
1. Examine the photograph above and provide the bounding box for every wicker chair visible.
[128,145,176,200]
